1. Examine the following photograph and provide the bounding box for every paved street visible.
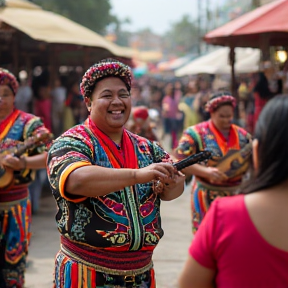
[25,183,192,288]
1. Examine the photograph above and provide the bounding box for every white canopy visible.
[175,47,260,76]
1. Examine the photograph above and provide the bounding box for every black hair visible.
[243,95,288,193]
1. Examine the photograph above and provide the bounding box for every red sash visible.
[86,117,138,169]
[0,109,20,141]
[209,120,240,155]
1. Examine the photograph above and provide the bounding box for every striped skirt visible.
[0,195,31,288]
[191,178,235,233]
[53,250,156,288]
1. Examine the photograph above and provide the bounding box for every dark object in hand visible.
[174,150,212,171]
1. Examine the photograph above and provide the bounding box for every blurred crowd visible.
[12,59,287,213]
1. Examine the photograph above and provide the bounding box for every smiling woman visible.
[86,77,132,142]
[47,58,186,288]
[175,91,251,233]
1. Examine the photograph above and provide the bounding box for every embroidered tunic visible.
[175,120,250,232]
[47,118,171,287]
[48,121,170,251]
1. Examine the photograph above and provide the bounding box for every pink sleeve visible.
[189,199,220,269]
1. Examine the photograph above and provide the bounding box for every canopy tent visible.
[203,0,288,95]
[0,0,132,74]
[157,54,195,72]
[175,47,260,77]
[204,0,288,48]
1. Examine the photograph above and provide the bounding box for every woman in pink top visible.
[179,95,288,288]
[161,83,181,150]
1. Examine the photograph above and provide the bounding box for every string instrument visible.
[206,142,252,185]
[0,132,53,189]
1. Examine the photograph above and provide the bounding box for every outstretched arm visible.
[66,162,178,197]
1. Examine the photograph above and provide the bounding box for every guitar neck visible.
[1,133,52,158]
[173,150,212,171]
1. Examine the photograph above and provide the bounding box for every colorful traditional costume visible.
[0,112,49,288]
[47,59,172,288]
[47,118,170,288]
[175,94,250,233]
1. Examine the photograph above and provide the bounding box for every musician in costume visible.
[0,68,50,288]
[175,91,251,233]
[47,58,185,288]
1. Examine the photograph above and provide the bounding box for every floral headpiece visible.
[205,92,236,113]
[0,68,19,95]
[80,58,132,99]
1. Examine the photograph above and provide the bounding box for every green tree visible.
[163,15,199,56]
[28,0,115,35]
[108,16,132,47]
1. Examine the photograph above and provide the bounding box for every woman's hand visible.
[1,154,26,171]
[205,167,228,184]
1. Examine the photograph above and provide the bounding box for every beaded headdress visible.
[205,91,236,113]
[0,68,19,95]
[80,58,132,99]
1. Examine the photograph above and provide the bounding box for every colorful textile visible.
[61,235,153,271]
[0,197,31,288]
[0,109,20,141]
[88,118,138,169]
[175,120,250,232]
[0,110,49,288]
[47,119,171,287]
[190,195,288,288]
[54,250,156,288]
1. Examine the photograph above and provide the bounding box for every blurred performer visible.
[125,106,159,142]
[0,69,51,288]
[175,91,251,233]
[47,59,185,288]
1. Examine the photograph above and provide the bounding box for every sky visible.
[110,0,200,35]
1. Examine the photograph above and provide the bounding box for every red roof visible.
[204,0,288,47]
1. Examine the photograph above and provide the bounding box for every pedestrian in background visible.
[179,94,288,288]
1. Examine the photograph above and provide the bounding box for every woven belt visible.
[60,244,153,276]
[0,186,28,203]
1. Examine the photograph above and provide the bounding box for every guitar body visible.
[207,143,252,184]
[0,132,53,189]
[0,166,14,189]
